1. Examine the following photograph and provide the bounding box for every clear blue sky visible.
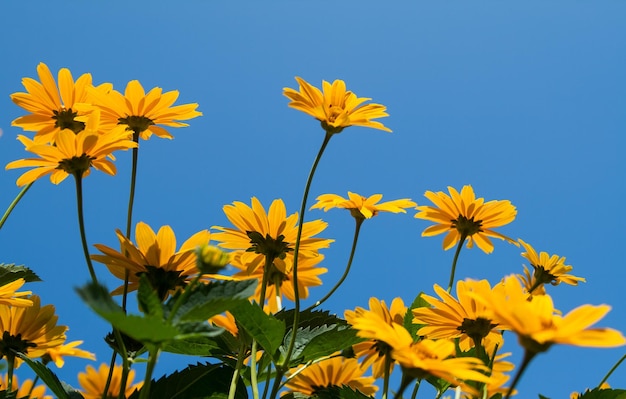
[1,2,625,397]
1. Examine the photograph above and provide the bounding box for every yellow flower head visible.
[0,295,67,360]
[415,185,517,254]
[477,275,626,354]
[344,297,407,378]
[0,279,33,308]
[212,197,333,275]
[0,373,53,399]
[87,79,202,140]
[43,340,96,368]
[78,363,142,399]
[519,239,585,291]
[10,62,111,142]
[5,111,137,186]
[284,356,378,397]
[311,192,416,220]
[283,77,391,134]
[412,280,504,354]
[92,222,211,299]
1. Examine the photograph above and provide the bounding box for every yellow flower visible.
[10,62,110,142]
[231,252,327,314]
[0,373,52,399]
[415,185,517,254]
[43,340,96,368]
[412,280,504,354]
[283,77,391,134]
[212,197,333,275]
[519,239,585,292]
[517,265,547,296]
[78,363,142,399]
[87,79,202,140]
[344,297,407,378]
[284,356,378,397]
[5,112,137,186]
[478,276,626,354]
[92,221,211,299]
[0,295,67,360]
[311,192,416,220]
[209,311,239,337]
[0,279,33,307]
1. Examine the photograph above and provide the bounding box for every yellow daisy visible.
[283,77,391,134]
[78,363,142,399]
[412,280,504,354]
[43,340,96,368]
[212,197,333,275]
[284,356,378,397]
[344,297,407,378]
[92,221,211,299]
[311,192,416,220]
[5,112,136,187]
[87,79,202,140]
[0,373,53,399]
[0,295,67,360]
[518,239,585,292]
[10,62,110,142]
[415,185,517,254]
[0,279,33,308]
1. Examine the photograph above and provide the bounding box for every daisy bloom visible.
[0,295,67,360]
[477,275,626,355]
[344,297,407,378]
[412,280,504,355]
[43,340,96,368]
[283,77,391,134]
[78,363,142,399]
[415,185,517,254]
[284,356,377,397]
[311,192,416,220]
[0,373,52,399]
[0,279,33,307]
[5,111,137,187]
[92,221,211,299]
[87,79,202,140]
[212,197,333,275]
[519,239,585,292]
[10,62,111,142]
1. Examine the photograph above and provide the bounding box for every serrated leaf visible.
[166,279,257,322]
[276,309,346,330]
[138,274,164,318]
[128,362,247,399]
[300,325,362,363]
[230,301,285,357]
[404,292,429,339]
[15,353,71,399]
[575,388,626,399]
[0,264,41,285]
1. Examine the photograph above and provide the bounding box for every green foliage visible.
[404,292,429,339]
[138,274,164,318]
[230,301,285,359]
[295,325,361,365]
[0,264,41,285]
[570,388,626,399]
[315,385,375,399]
[128,362,247,399]
[16,352,84,399]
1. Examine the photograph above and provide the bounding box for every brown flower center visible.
[57,154,95,176]
[451,215,483,236]
[52,108,86,134]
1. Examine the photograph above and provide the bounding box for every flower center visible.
[533,265,559,286]
[457,317,498,343]
[56,154,95,176]
[451,215,483,236]
[0,331,37,359]
[118,115,155,136]
[52,108,86,134]
[246,232,292,261]
[136,265,188,301]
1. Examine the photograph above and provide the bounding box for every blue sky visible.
[1,1,626,397]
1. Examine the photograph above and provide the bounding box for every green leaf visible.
[573,388,626,399]
[15,353,76,399]
[404,292,429,340]
[230,301,285,357]
[128,362,247,399]
[0,264,41,285]
[138,274,164,318]
[276,309,346,330]
[166,279,257,322]
[300,325,361,363]
[425,375,451,396]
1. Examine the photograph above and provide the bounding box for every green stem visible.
[7,354,15,395]
[251,254,274,399]
[505,349,537,399]
[102,350,117,399]
[27,374,40,398]
[393,372,416,399]
[409,379,420,399]
[228,341,248,399]
[115,329,131,399]
[0,182,33,230]
[447,233,467,293]
[139,347,160,399]
[307,217,363,310]
[122,142,139,312]
[527,278,543,295]
[598,352,626,387]
[382,353,392,399]
[73,173,99,284]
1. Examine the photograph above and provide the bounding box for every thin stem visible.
[73,173,99,284]
[251,254,274,399]
[0,182,33,230]
[409,379,420,399]
[228,341,248,399]
[447,233,468,292]
[260,362,273,399]
[527,278,543,295]
[307,218,363,311]
[382,353,392,399]
[102,350,117,399]
[139,347,160,399]
[122,143,140,312]
[7,354,15,395]
[505,350,536,399]
[598,352,626,387]
[393,372,416,399]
